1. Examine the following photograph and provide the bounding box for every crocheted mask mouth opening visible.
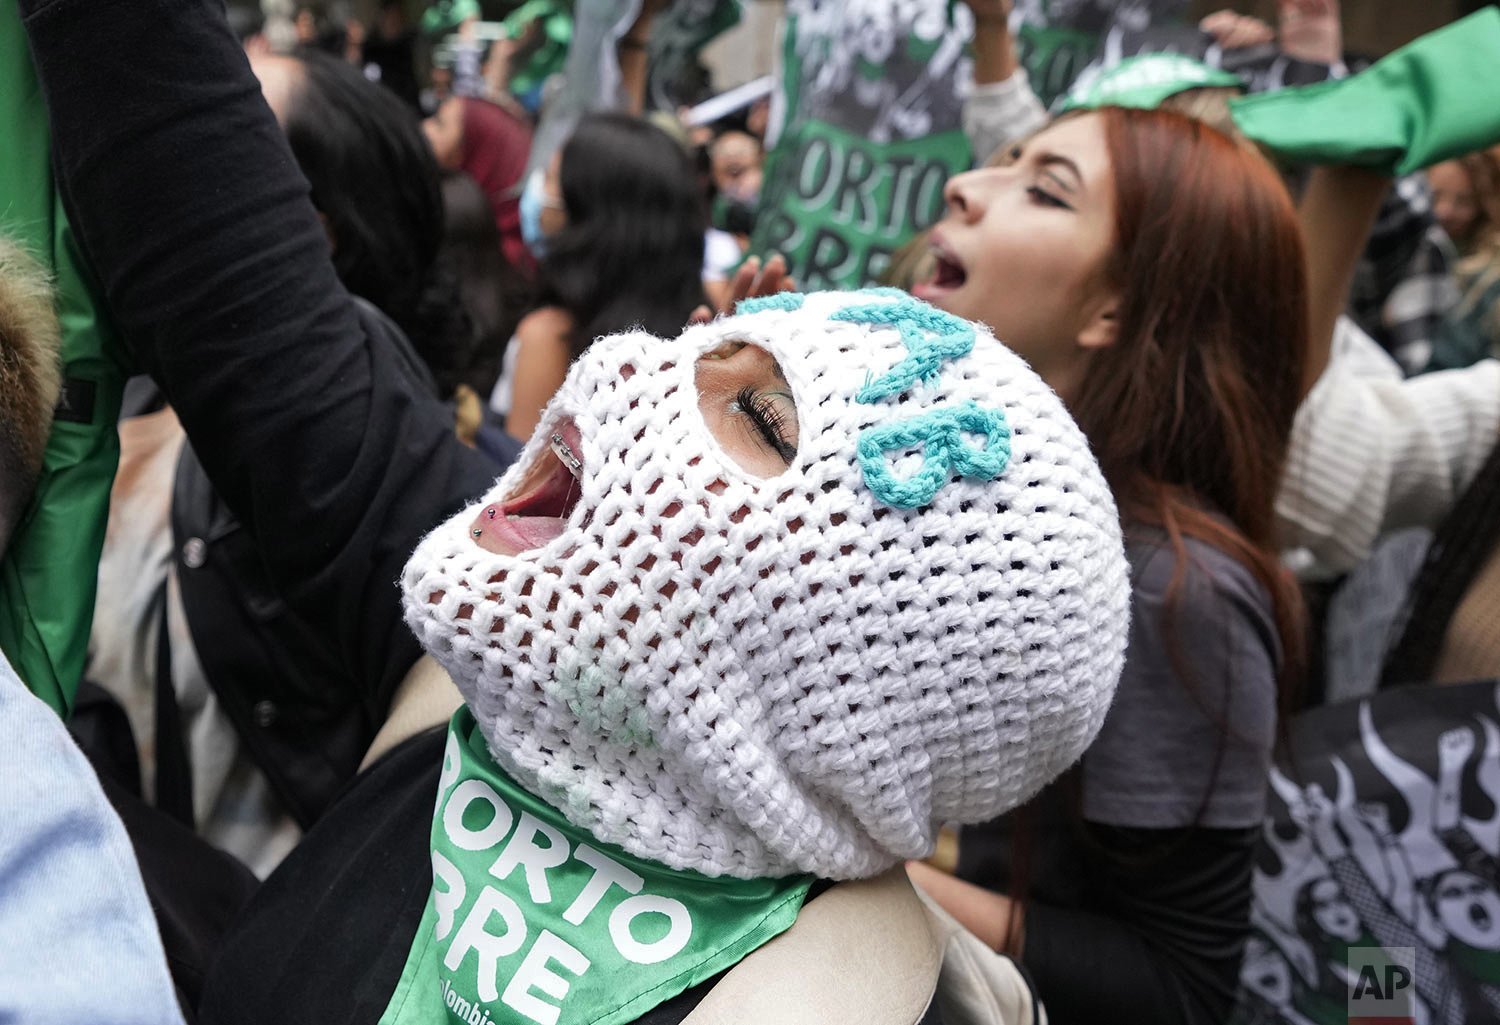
[470,417,587,554]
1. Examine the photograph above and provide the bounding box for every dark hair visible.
[1067,106,1309,717]
[537,113,707,359]
[226,4,265,42]
[438,171,528,395]
[282,52,454,377]
[1382,438,1500,685]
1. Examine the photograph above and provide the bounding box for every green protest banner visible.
[756,118,969,291]
[646,0,743,112]
[751,0,974,290]
[1010,0,1194,108]
[1014,23,1098,108]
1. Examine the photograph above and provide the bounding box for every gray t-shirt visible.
[1081,531,1281,830]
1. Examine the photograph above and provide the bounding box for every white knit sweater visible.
[1277,317,1500,579]
[962,69,1049,167]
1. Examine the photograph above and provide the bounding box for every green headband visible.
[1058,53,1244,114]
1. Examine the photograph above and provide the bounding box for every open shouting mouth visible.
[470,418,586,555]
[910,233,967,302]
[1472,901,1494,932]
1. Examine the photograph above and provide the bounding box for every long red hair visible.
[1069,106,1309,712]
[993,106,1310,958]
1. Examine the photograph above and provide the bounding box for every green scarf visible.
[379,709,814,1025]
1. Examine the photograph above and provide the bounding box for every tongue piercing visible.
[550,433,584,479]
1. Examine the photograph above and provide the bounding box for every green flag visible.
[0,2,130,716]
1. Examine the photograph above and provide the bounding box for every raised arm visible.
[1295,165,1391,394]
[1230,11,1500,569]
[617,0,663,117]
[959,0,1047,167]
[1228,8,1500,388]
[20,0,496,710]
[965,0,1018,86]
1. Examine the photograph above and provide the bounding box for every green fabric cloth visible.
[378,708,814,1025]
[422,0,482,38]
[1058,53,1242,113]
[502,0,573,99]
[1230,8,1500,176]
[1448,937,1500,987]
[0,0,129,717]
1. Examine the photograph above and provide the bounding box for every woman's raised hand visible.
[959,0,1017,86]
[1278,0,1343,66]
[1199,8,1276,50]
[689,254,798,325]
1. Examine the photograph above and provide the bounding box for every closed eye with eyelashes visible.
[694,341,801,479]
[734,386,797,463]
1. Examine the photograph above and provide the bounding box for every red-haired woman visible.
[906,107,1309,1025]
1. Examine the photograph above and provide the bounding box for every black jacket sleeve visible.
[1020,824,1259,1025]
[19,0,498,716]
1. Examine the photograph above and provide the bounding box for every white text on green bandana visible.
[378,709,814,1025]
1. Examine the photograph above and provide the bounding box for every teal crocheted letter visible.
[834,297,977,404]
[857,402,1012,509]
[735,292,807,316]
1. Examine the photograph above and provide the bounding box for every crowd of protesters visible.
[5,0,1500,1023]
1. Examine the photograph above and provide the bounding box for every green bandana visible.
[1058,54,1243,114]
[501,0,572,99]
[1229,8,1500,176]
[378,709,814,1025]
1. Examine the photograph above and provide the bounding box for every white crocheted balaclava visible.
[403,289,1129,881]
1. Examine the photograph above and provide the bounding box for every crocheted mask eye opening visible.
[693,340,801,481]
